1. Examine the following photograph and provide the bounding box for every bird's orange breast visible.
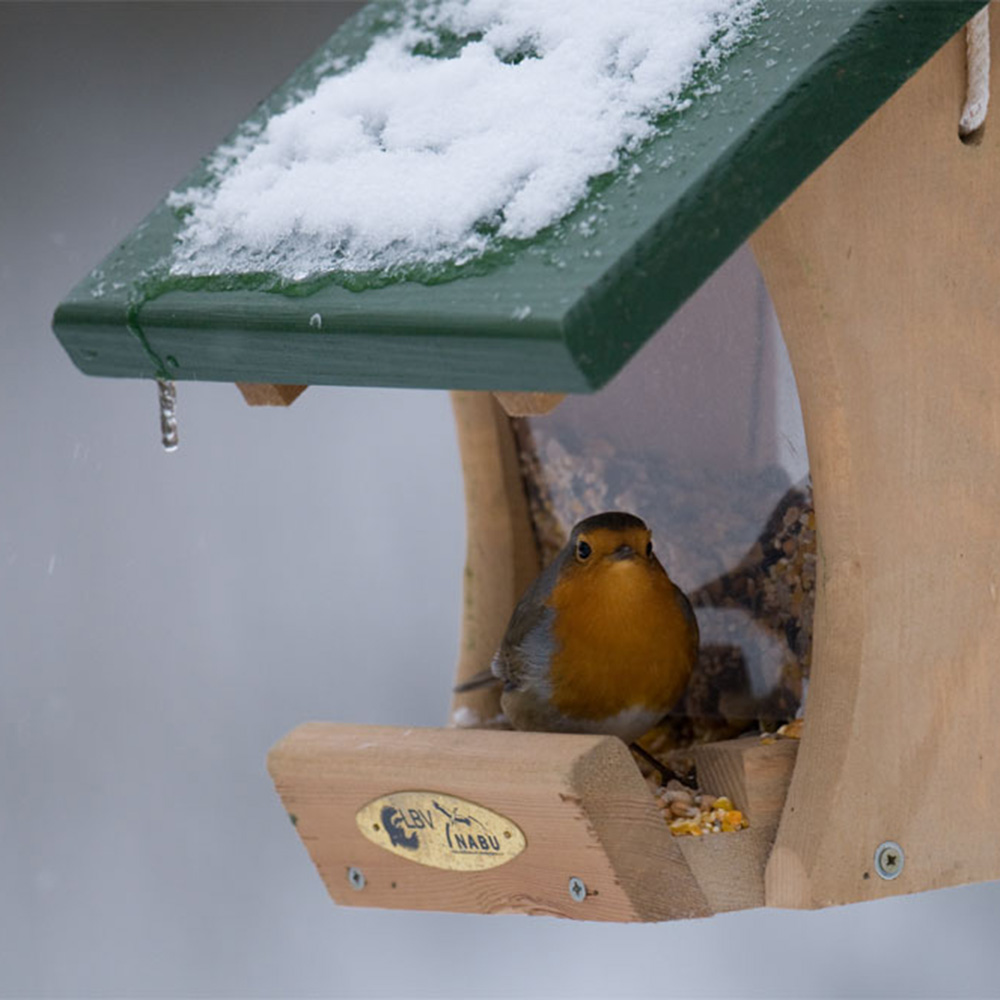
[546,560,697,721]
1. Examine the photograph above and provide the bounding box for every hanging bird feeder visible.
[52,0,999,920]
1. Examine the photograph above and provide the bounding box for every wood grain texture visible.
[695,736,799,828]
[751,8,1000,908]
[448,392,540,726]
[493,392,566,418]
[676,827,773,915]
[679,737,799,913]
[235,382,308,406]
[267,723,710,922]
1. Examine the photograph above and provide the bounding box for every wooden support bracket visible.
[236,382,308,406]
[492,392,566,418]
[751,10,1000,908]
[448,392,541,724]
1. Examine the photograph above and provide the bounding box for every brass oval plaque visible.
[356,791,526,871]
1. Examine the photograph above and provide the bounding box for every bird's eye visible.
[645,540,653,558]
[576,540,592,561]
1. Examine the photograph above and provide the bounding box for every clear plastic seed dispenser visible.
[511,244,812,767]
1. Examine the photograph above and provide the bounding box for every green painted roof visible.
[52,1,984,392]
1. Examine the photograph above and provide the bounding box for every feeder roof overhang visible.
[52,0,985,393]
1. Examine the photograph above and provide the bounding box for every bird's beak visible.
[610,544,635,561]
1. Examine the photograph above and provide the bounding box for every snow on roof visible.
[168,0,760,282]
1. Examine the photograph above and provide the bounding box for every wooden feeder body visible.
[274,12,1000,920]
[271,266,818,920]
[46,0,999,921]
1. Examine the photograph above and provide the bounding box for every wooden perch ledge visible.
[268,723,798,922]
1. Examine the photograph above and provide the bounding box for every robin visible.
[455,511,699,773]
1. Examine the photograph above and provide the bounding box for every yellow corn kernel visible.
[668,818,702,837]
[777,718,804,740]
[721,810,747,832]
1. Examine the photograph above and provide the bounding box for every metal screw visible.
[568,876,587,902]
[347,866,366,891]
[874,841,904,880]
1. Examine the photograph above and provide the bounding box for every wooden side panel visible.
[751,10,1000,908]
[267,723,710,922]
[448,392,540,724]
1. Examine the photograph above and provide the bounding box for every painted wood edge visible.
[448,392,540,727]
[562,1,988,387]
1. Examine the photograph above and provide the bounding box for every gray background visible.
[2,3,997,996]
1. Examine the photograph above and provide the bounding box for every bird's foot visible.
[628,741,689,788]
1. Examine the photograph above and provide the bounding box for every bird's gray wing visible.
[672,581,700,647]
[491,556,563,693]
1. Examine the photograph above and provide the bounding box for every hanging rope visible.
[960,6,990,138]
